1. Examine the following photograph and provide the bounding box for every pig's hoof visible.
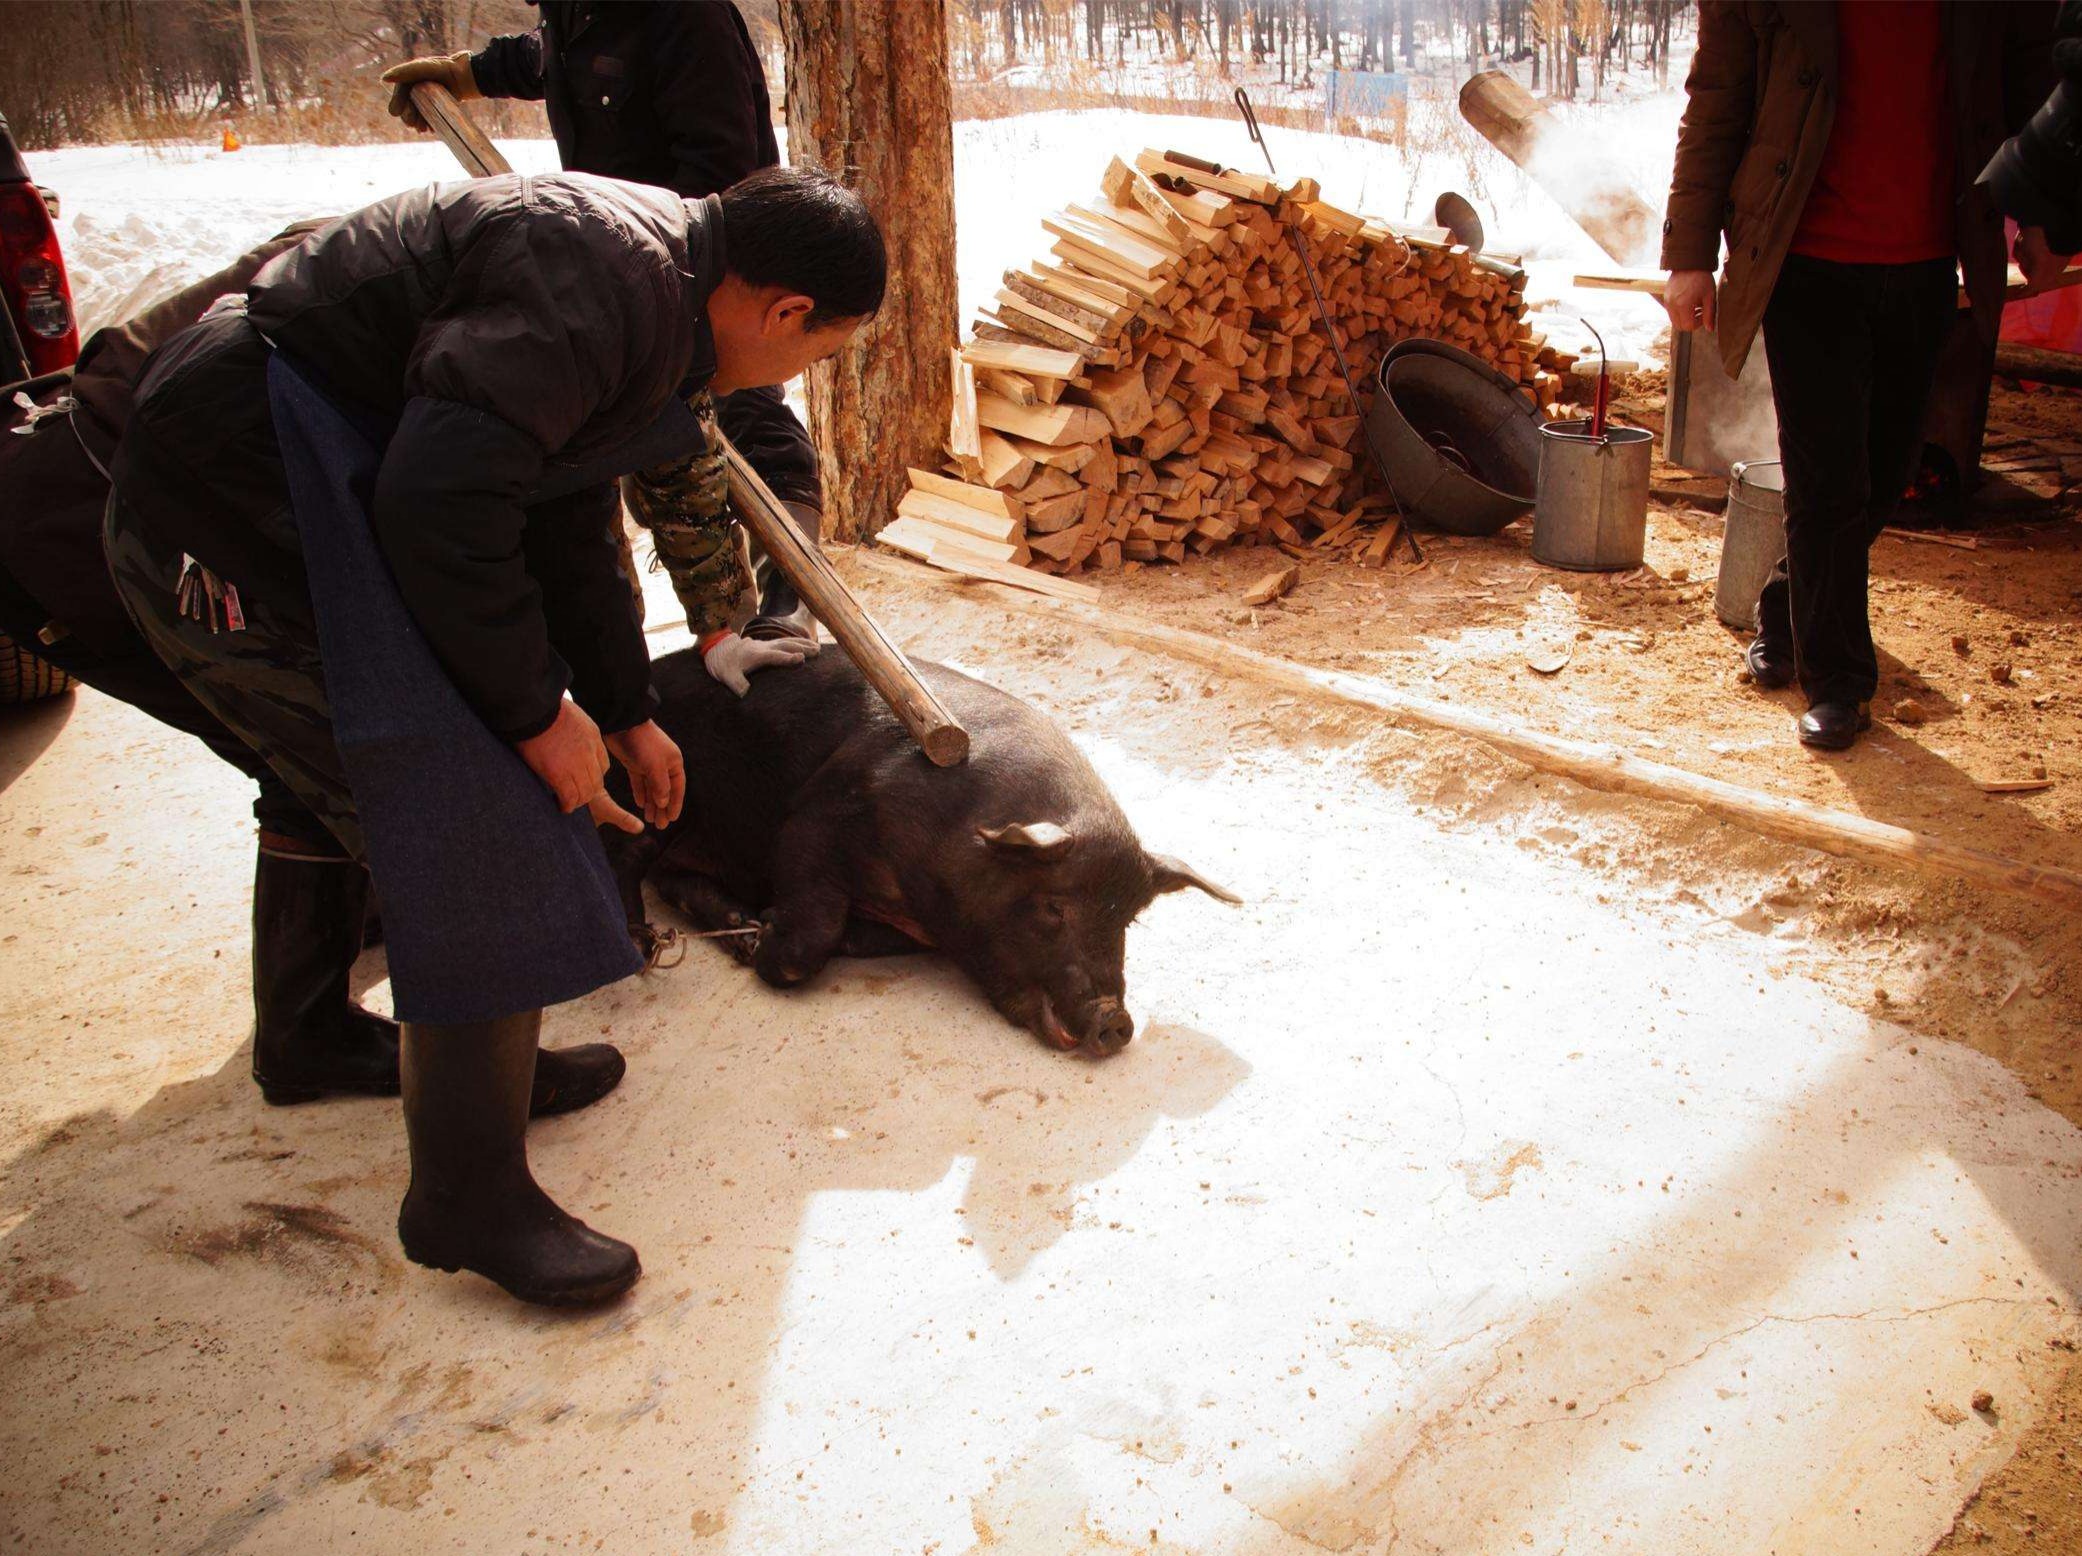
[632,921,685,970]
[720,913,763,967]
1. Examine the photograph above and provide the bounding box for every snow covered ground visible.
[30,101,1679,372]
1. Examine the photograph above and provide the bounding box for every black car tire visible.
[0,630,73,704]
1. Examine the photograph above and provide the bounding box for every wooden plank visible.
[1042,208,1178,279]
[906,544,1101,604]
[1031,257,1140,308]
[975,391,1110,447]
[948,350,981,462]
[865,549,2082,917]
[995,287,1104,344]
[904,466,1023,522]
[878,516,1024,566]
[1002,271,1117,336]
[897,488,1022,544]
[960,338,1085,379]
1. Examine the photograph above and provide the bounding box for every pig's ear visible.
[1148,853,1242,904]
[978,820,1074,855]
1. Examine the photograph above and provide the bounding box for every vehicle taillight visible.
[0,182,79,376]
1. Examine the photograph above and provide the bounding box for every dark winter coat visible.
[0,223,318,656]
[470,0,777,201]
[1662,0,2059,375]
[469,0,820,511]
[113,173,724,741]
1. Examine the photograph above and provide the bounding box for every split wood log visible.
[862,551,2082,914]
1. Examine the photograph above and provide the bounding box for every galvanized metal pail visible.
[1714,459,1786,631]
[1530,421,1652,571]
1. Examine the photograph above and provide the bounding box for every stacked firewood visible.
[880,149,1575,584]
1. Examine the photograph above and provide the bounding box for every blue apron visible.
[264,353,649,1025]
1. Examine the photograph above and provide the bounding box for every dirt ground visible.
[0,382,2077,1554]
[907,374,2082,1556]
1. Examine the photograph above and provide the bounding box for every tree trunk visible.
[780,0,958,543]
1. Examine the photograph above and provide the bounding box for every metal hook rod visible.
[1234,86,1276,174]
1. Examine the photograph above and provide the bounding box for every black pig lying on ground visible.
[602,647,1237,1056]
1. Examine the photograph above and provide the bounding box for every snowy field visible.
[30,103,1679,371]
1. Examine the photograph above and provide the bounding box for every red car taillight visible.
[0,182,79,376]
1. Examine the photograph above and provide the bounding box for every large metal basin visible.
[1367,338,1541,536]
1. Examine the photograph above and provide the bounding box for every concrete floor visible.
[2,590,2078,1555]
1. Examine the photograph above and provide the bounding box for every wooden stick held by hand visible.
[405,80,969,767]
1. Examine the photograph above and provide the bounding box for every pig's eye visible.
[1034,898,1069,927]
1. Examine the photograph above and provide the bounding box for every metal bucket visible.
[1714,458,1787,631]
[1530,421,1652,571]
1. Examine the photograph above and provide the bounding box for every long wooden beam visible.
[858,551,2082,914]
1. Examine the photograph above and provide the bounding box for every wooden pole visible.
[403,80,969,767]
[1459,68,1658,265]
[238,0,266,109]
[1993,341,2082,389]
[723,443,967,766]
[779,0,958,542]
[408,82,510,177]
[857,552,2082,915]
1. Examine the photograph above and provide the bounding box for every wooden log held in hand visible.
[405,80,968,767]
[720,440,969,767]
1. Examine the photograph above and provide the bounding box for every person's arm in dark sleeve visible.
[380,199,662,739]
[470,25,548,101]
[523,482,658,733]
[2001,1,2061,134]
[714,384,822,512]
[1660,1,1757,272]
[371,397,568,740]
[647,0,779,196]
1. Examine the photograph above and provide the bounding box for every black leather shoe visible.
[1743,635,1796,689]
[398,1012,641,1309]
[529,1044,626,1117]
[1798,701,1871,751]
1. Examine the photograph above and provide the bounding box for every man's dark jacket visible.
[114,173,723,742]
[470,0,777,200]
[469,0,819,510]
[1663,0,2058,375]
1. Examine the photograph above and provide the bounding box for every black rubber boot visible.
[249,844,624,1116]
[530,1044,627,1117]
[397,1011,641,1309]
[250,843,401,1105]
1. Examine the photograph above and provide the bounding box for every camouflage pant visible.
[103,494,366,861]
[620,392,750,638]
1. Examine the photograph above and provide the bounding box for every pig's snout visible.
[1082,1000,1135,1057]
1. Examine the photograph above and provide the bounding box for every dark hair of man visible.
[718,166,887,328]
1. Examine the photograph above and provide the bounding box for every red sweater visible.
[1790,0,1956,265]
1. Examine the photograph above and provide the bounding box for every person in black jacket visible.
[0,224,454,1115]
[105,166,885,1309]
[383,0,830,686]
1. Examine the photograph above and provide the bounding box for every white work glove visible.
[698,628,818,697]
